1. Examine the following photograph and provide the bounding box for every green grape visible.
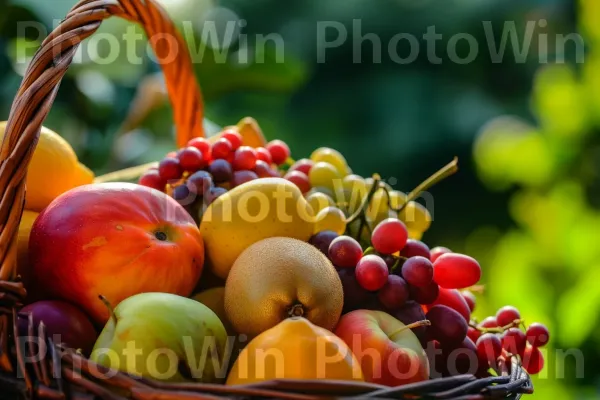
[310,147,351,176]
[308,161,342,190]
[306,192,335,214]
[399,201,432,233]
[306,186,335,199]
[314,206,347,235]
[342,174,367,192]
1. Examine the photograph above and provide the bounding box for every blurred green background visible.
[0,0,596,397]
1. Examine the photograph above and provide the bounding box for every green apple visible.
[91,292,229,383]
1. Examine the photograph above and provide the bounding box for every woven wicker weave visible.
[0,1,533,398]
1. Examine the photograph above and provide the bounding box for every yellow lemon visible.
[0,122,94,211]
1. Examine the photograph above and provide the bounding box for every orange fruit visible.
[0,122,94,211]
[16,210,39,284]
[226,317,363,385]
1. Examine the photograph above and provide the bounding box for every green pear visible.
[91,292,229,383]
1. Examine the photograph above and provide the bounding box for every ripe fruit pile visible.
[310,219,549,376]
[15,119,549,392]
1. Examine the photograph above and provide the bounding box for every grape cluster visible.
[309,217,549,377]
[138,130,290,220]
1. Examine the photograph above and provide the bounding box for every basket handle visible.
[0,0,204,280]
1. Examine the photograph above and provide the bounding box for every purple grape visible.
[172,184,194,206]
[208,159,233,183]
[401,256,434,287]
[426,305,468,346]
[337,268,371,313]
[187,170,212,194]
[443,336,479,375]
[410,281,440,304]
[231,170,259,187]
[392,301,428,346]
[378,275,409,310]
[400,239,431,259]
[309,230,339,255]
[204,187,227,206]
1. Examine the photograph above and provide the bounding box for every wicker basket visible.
[0,0,534,398]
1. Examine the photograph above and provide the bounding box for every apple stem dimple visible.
[288,304,305,318]
[387,319,431,339]
[99,295,118,324]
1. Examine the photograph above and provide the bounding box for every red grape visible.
[410,281,440,304]
[461,290,476,312]
[526,323,550,347]
[328,236,363,268]
[158,158,183,181]
[337,268,372,313]
[476,333,502,365]
[430,288,471,322]
[187,170,212,194]
[285,170,311,193]
[208,159,233,183]
[221,129,243,150]
[427,305,468,345]
[254,160,279,178]
[401,256,434,287]
[371,218,408,255]
[479,316,498,329]
[232,146,258,171]
[523,345,544,374]
[309,230,339,255]
[289,158,314,175]
[430,246,451,262]
[433,253,481,289]
[400,239,431,259]
[266,140,290,165]
[187,138,211,161]
[502,328,527,356]
[496,306,521,327]
[212,138,233,160]
[355,255,389,291]
[139,170,166,192]
[177,146,205,172]
[231,170,259,187]
[468,326,482,343]
[378,275,409,310]
[255,147,273,164]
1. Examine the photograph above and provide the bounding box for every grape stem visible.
[472,319,524,334]
[388,157,459,213]
[363,246,375,256]
[98,295,118,324]
[387,320,431,339]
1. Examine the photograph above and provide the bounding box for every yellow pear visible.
[200,178,315,279]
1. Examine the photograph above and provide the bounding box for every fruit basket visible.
[0,0,542,399]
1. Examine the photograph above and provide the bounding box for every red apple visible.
[18,300,97,355]
[335,310,429,386]
[29,182,204,325]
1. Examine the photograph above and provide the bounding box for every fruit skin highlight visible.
[201,178,315,279]
[226,317,363,385]
[29,182,204,325]
[335,310,429,386]
[225,237,343,338]
[92,293,227,383]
